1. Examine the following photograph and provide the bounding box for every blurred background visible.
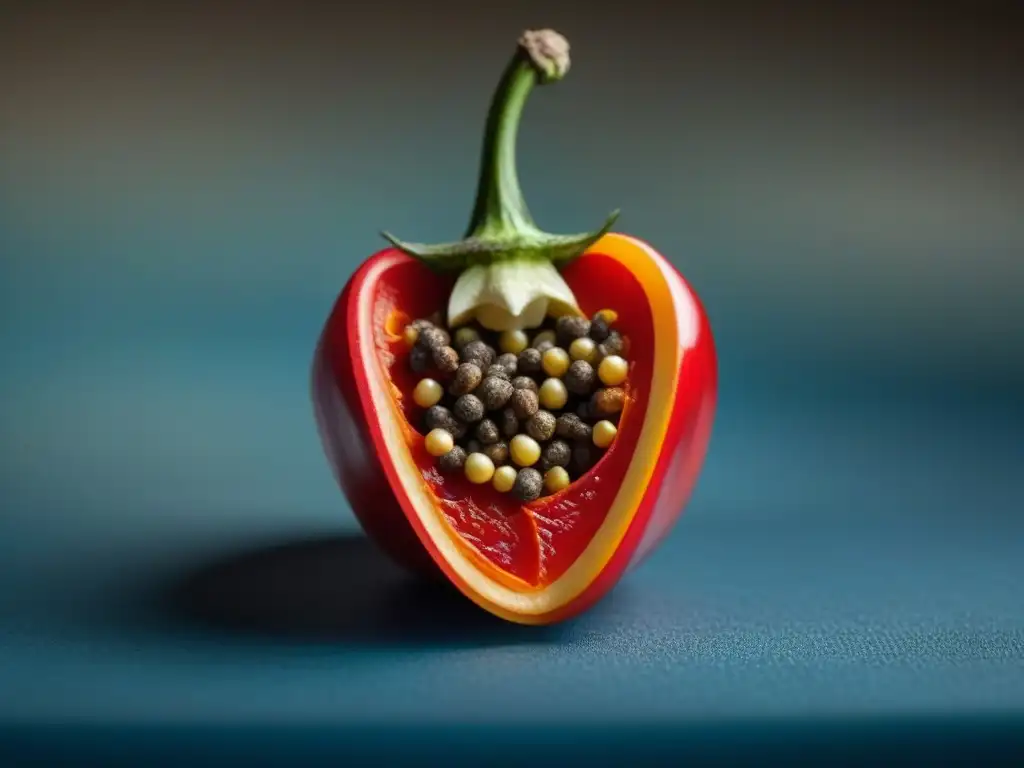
[0,0,1022,742]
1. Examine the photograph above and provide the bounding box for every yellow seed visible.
[413,378,444,408]
[453,327,480,348]
[538,377,568,410]
[542,347,570,378]
[569,337,598,364]
[598,355,629,387]
[499,330,529,355]
[402,325,419,347]
[509,434,541,467]
[592,420,618,449]
[544,466,570,494]
[464,452,496,484]
[596,308,619,324]
[532,330,556,348]
[425,428,455,457]
[492,465,517,493]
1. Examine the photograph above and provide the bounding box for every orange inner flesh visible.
[372,254,655,589]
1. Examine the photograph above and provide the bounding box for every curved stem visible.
[464,56,540,239]
[379,30,619,331]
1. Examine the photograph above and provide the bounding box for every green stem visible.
[381,29,618,273]
[464,54,542,240]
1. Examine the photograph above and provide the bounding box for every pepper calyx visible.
[381,209,619,273]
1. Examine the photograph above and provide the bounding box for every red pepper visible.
[312,30,716,625]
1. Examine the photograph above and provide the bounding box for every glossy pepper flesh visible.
[312,29,717,624]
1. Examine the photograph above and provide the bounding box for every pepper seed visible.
[589,312,611,342]
[496,352,518,377]
[417,326,450,350]
[517,348,542,375]
[556,315,591,347]
[450,363,483,396]
[599,331,625,357]
[564,360,596,396]
[438,446,467,473]
[509,388,539,420]
[482,440,509,465]
[500,407,520,438]
[432,345,460,374]
[592,387,626,416]
[512,376,538,393]
[532,330,557,349]
[478,376,514,411]
[409,345,431,373]
[556,413,592,441]
[453,393,485,423]
[452,326,480,350]
[572,444,596,474]
[525,410,557,442]
[542,439,572,469]
[513,468,543,502]
[461,340,495,369]
[499,330,529,355]
[475,418,500,445]
[486,364,511,381]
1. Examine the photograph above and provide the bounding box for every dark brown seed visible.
[509,388,539,420]
[478,376,514,411]
[450,363,483,396]
[513,468,543,502]
[482,441,509,465]
[517,348,542,375]
[512,376,538,393]
[438,446,467,473]
[500,408,520,438]
[465,439,483,454]
[411,318,435,332]
[564,360,596,396]
[600,331,625,357]
[462,340,495,369]
[409,345,431,373]
[475,419,500,445]
[592,387,626,416]
[543,439,572,468]
[525,410,557,442]
[432,345,460,374]
[572,444,596,474]
[556,413,592,441]
[556,315,591,347]
[424,405,466,439]
[453,394,485,423]
[418,327,450,350]
[496,353,518,377]
[486,364,510,381]
[589,313,611,342]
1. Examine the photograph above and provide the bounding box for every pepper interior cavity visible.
[401,310,631,503]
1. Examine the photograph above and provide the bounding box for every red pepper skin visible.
[312,234,717,624]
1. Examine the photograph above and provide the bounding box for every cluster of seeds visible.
[403,310,630,502]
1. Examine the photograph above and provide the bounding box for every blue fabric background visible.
[1,2,1022,763]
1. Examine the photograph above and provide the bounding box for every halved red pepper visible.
[312,30,716,624]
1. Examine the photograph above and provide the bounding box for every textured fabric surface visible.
[1,399,1021,764]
